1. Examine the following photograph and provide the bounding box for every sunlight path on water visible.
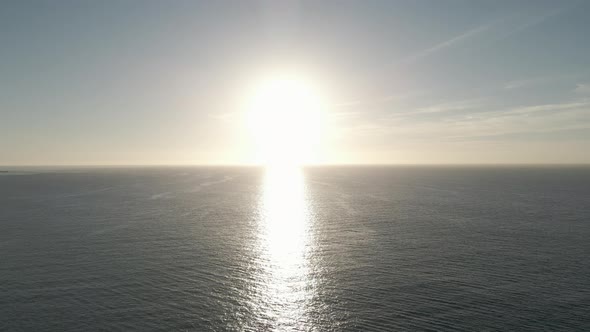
[252,166,316,331]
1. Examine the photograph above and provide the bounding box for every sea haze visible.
[1,166,589,331]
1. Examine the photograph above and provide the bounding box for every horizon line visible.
[2,163,590,168]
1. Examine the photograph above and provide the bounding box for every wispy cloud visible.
[342,98,590,142]
[436,101,590,127]
[575,83,590,95]
[443,103,590,140]
[397,23,492,66]
[332,91,424,110]
[499,4,577,41]
[504,72,587,90]
[410,99,486,115]
[504,78,545,90]
[394,4,577,70]
[503,101,590,115]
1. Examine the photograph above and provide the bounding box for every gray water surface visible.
[1,166,589,331]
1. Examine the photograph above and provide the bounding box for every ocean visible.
[1,166,589,331]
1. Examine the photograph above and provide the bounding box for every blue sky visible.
[1,0,589,165]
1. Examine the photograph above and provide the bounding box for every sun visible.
[245,73,325,166]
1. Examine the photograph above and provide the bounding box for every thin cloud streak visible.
[392,4,575,71]
[332,91,424,110]
[408,99,486,116]
[499,4,577,41]
[340,98,590,142]
[575,84,590,95]
[396,23,492,66]
[504,72,588,90]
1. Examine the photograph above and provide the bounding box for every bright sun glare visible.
[246,74,325,166]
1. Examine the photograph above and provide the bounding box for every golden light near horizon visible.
[245,73,326,167]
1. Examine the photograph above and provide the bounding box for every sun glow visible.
[246,74,325,166]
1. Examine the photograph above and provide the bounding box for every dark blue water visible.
[1,166,589,331]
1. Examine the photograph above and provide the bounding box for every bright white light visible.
[253,166,314,329]
[246,74,324,166]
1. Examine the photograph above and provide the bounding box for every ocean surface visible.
[1,166,589,331]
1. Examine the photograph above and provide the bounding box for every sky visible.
[1,0,590,165]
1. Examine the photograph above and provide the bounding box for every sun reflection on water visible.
[254,166,315,331]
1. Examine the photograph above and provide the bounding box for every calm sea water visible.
[1,166,589,331]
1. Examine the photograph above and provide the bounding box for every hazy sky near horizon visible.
[2,0,590,165]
